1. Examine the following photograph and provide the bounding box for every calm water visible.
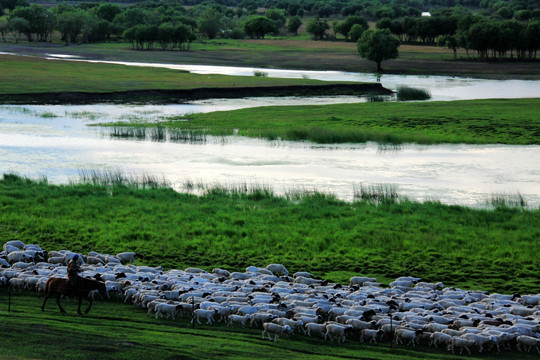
[44,55,540,101]
[2,104,539,207]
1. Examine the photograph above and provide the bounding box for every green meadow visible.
[1,174,538,294]
[0,54,342,95]
[105,98,540,145]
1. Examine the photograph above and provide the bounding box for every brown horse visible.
[41,276,108,315]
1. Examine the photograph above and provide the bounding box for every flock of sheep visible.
[1,239,540,355]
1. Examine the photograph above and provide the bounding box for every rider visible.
[67,254,81,288]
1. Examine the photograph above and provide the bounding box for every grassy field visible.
[1,38,539,79]
[104,98,540,145]
[0,54,351,95]
[2,291,539,360]
[1,174,539,295]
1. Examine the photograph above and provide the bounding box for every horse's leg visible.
[56,293,66,313]
[41,291,49,311]
[78,295,83,315]
[85,295,93,314]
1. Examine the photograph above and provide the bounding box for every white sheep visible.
[155,303,183,320]
[324,324,352,343]
[519,294,540,306]
[429,331,452,347]
[304,323,326,337]
[3,240,25,250]
[350,276,377,286]
[249,312,276,328]
[360,329,385,344]
[461,333,496,353]
[261,323,292,341]
[516,335,540,353]
[394,328,423,347]
[272,318,303,334]
[448,337,477,355]
[265,264,289,276]
[227,314,251,327]
[193,308,219,325]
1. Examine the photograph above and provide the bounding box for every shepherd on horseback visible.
[67,254,81,290]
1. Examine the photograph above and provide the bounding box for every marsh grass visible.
[169,129,207,144]
[68,111,100,120]
[397,86,432,101]
[76,170,169,189]
[365,92,389,102]
[353,184,400,203]
[149,126,166,142]
[39,112,58,118]
[253,70,268,77]
[109,126,146,139]
[488,192,528,208]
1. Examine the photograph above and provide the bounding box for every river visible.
[1,103,539,207]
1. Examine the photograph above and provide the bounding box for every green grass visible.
[2,291,538,360]
[107,98,540,145]
[1,174,539,294]
[0,54,345,95]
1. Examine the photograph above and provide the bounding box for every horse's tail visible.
[43,278,53,297]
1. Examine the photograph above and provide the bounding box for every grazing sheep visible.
[265,264,289,276]
[516,335,540,353]
[250,313,276,328]
[325,324,353,343]
[394,328,423,347]
[193,309,219,325]
[461,333,496,353]
[429,332,452,348]
[3,240,25,251]
[519,294,540,306]
[350,276,377,287]
[116,252,136,264]
[262,323,292,341]
[448,337,477,355]
[360,329,384,344]
[227,314,251,327]
[155,303,183,320]
[272,318,303,334]
[304,323,327,337]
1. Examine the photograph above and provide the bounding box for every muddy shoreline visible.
[0,83,392,104]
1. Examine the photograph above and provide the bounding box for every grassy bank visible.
[2,292,538,360]
[106,98,540,145]
[1,40,539,79]
[0,54,362,97]
[1,174,538,294]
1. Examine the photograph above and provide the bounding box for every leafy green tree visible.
[265,8,286,32]
[286,15,301,35]
[113,7,149,29]
[376,17,393,31]
[56,10,85,45]
[11,4,56,41]
[438,34,458,59]
[357,29,400,72]
[96,3,121,23]
[243,16,276,39]
[7,16,28,43]
[0,18,7,42]
[336,16,368,41]
[349,23,365,42]
[306,17,328,40]
[197,7,222,39]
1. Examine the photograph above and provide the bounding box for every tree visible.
[96,3,121,23]
[286,15,301,35]
[438,34,458,60]
[243,16,276,39]
[336,16,368,41]
[197,7,222,39]
[7,16,28,43]
[349,23,365,42]
[357,29,400,72]
[265,8,286,33]
[306,17,328,40]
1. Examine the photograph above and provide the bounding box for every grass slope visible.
[0,175,538,294]
[116,98,540,145]
[0,292,539,360]
[0,54,343,94]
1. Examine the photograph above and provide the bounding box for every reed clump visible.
[396,86,431,101]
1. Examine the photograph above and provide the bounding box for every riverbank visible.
[1,174,538,294]
[0,54,389,103]
[103,98,540,145]
[1,40,539,80]
[0,84,391,104]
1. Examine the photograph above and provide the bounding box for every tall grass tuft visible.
[488,192,527,208]
[354,183,399,204]
[365,92,388,102]
[77,169,169,189]
[285,127,368,144]
[169,129,207,144]
[149,126,166,142]
[40,112,58,118]
[253,70,268,77]
[397,86,431,101]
